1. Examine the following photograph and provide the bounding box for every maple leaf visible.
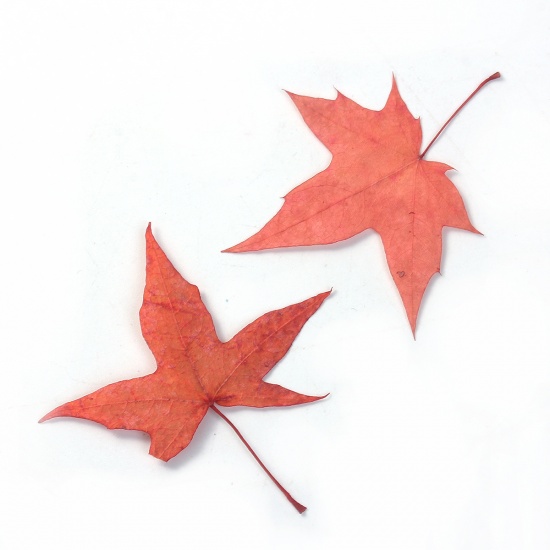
[225,73,500,334]
[40,225,330,513]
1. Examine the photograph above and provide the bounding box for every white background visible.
[1,1,549,548]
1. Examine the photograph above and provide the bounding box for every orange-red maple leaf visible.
[41,225,329,513]
[225,73,500,334]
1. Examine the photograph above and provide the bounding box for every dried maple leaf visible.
[225,73,500,334]
[40,225,330,513]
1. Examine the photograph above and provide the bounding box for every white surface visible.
[1,1,549,548]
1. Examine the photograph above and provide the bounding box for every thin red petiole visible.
[420,72,501,159]
[210,404,307,514]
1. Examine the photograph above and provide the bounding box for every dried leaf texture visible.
[226,78,486,334]
[41,225,329,462]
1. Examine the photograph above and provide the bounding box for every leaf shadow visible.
[213,399,329,429]
[110,426,151,448]
[414,225,483,335]
[43,416,152,458]
[44,413,218,469]
[163,410,218,470]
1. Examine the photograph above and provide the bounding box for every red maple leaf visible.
[225,73,500,334]
[40,225,330,513]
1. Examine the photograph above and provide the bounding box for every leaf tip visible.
[38,408,59,423]
[284,89,300,103]
[390,72,399,91]
[221,243,240,253]
[320,289,332,300]
[222,236,268,254]
[471,226,483,236]
[308,289,332,311]
[385,73,406,111]
[296,392,329,405]
[408,317,417,339]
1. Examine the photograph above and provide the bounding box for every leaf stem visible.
[419,72,501,159]
[210,404,307,514]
